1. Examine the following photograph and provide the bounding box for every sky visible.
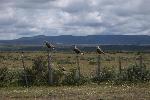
[0,0,150,40]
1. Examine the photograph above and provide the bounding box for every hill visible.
[0,35,150,46]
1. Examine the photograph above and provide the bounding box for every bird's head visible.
[44,40,49,44]
[96,46,100,48]
[71,45,76,49]
[73,45,77,48]
[43,40,48,46]
[75,45,77,48]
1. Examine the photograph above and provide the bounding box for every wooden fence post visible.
[48,49,53,85]
[97,55,101,85]
[118,56,122,74]
[76,54,80,80]
[21,52,28,87]
[139,55,143,69]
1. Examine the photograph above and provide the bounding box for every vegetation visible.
[0,51,150,99]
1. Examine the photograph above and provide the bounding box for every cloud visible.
[0,0,150,40]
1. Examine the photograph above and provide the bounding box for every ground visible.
[1,83,150,100]
[0,51,150,100]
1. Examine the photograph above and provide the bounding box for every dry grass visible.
[1,83,150,100]
[0,51,150,99]
[0,52,150,76]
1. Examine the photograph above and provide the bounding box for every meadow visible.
[0,51,150,99]
[1,51,150,75]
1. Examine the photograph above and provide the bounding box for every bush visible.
[1,54,150,87]
[0,67,19,87]
[32,56,48,85]
[32,56,47,72]
[52,68,65,85]
[18,68,35,86]
[62,68,88,85]
[126,64,150,82]
[19,56,48,86]
[92,67,115,83]
[0,67,8,87]
[114,64,150,84]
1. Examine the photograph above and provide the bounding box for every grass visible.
[0,51,150,99]
[0,51,150,76]
[1,83,150,100]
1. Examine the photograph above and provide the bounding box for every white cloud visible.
[0,0,150,40]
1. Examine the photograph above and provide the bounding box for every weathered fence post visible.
[21,52,28,87]
[76,54,80,80]
[44,41,55,85]
[96,46,105,85]
[73,45,84,82]
[139,55,143,69]
[118,56,122,74]
[97,54,101,85]
[48,49,53,85]
[139,54,145,80]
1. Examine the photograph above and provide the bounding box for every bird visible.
[73,45,84,55]
[44,41,55,49]
[96,46,105,54]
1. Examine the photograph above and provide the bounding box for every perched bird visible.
[73,45,84,55]
[96,46,105,54]
[44,41,55,49]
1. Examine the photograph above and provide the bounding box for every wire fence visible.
[0,52,150,86]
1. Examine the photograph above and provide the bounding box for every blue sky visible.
[0,0,150,40]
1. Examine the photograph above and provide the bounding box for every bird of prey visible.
[73,45,84,55]
[44,41,55,49]
[96,46,105,54]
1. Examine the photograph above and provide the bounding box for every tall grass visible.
[0,53,150,87]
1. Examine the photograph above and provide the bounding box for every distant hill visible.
[0,35,150,45]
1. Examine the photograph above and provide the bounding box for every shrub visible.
[18,68,35,86]
[19,56,48,86]
[51,68,65,85]
[92,67,115,83]
[32,56,48,85]
[126,64,150,82]
[0,67,8,87]
[0,67,19,87]
[115,64,150,84]
[62,68,88,85]
[32,56,47,72]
